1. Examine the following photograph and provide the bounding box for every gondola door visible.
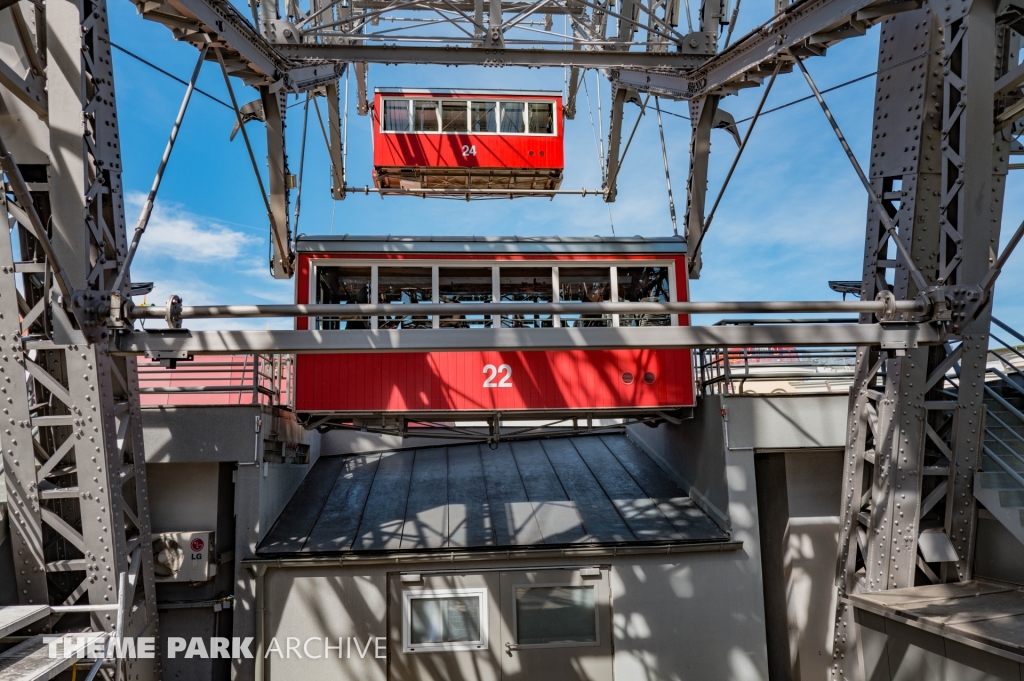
[498,568,613,681]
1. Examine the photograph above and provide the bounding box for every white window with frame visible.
[512,583,599,648]
[403,588,489,653]
[381,97,557,136]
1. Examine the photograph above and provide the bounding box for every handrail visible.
[984,384,1024,424]
[137,353,294,409]
[990,367,1024,399]
[983,444,1024,488]
[986,409,1024,447]
[990,334,1024,366]
[985,427,1024,468]
[993,317,1024,346]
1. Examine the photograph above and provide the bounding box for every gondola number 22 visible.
[483,364,512,388]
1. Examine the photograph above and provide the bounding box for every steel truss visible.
[0,0,159,672]
[830,1,1018,678]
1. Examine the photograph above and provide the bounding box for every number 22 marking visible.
[483,363,512,388]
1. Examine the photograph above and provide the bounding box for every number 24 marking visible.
[483,364,512,388]
[462,144,477,156]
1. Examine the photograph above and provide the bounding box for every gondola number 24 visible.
[483,364,512,388]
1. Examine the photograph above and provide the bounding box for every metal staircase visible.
[975,319,1024,547]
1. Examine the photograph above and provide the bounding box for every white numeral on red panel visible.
[482,364,512,388]
[462,144,477,156]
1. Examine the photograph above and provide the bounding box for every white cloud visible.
[126,191,256,261]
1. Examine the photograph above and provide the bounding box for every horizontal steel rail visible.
[131,299,924,320]
[138,385,276,394]
[274,44,709,69]
[113,323,941,355]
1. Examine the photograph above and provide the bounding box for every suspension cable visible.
[213,47,287,276]
[654,97,678,236]
[292,93,311,233]
[795,55,929,293]
[113,44,208,294]
[692,61,781,262]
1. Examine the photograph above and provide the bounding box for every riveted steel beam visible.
[275,43,708,68]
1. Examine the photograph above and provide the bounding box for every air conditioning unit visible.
[153,531,216,583]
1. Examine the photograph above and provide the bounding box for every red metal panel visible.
[295,349,695,411]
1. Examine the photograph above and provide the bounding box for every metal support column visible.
[937,0,1013,582]
[684,95,717,278]
[326,80,346,199]
[0,0,159,673]
[261,86,293,279]
[831,1,1013,678]
[603,85,628,202]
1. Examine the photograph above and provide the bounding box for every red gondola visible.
[294,235,695,429]
[372,89,564,192]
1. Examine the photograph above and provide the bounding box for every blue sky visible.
[108,0,1024,334]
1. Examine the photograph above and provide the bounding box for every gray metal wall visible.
[258,548,770,681]
[141,404,321,681]
[627,394,848,681]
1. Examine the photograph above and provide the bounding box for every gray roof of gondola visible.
[294,234,688,255]
[256,434,729,558]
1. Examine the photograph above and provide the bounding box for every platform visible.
[847,580,1024,667]
[0,633,106,681]
[0,606,49,640]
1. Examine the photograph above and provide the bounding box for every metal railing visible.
[982,319,1024,485]
[137,354,294,408]
[694,318,859,396]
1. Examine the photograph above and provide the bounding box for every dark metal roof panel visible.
[256,434,727,556]
[294,234,687,255]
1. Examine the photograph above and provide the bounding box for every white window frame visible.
[511,582,601,649]
[308,259,679,329]
[402,587,489,653]
[379,97,558,136]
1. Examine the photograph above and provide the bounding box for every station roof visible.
[257,434,727,557]
[295,234,687,255]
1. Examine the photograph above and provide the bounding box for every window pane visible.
[500,102,526,133]
[443,597,481,642]
[413,100,439,132]
[384,100,410,131]
[315,266,371,330]
[516,586,596,645]
[500,267,553,328]
[440,267,493,328]
[528,102,554,134]
[558,267,611,327]
[411,598,442,644]
[379,267,432,329]
[410,596,482,644]
[470,101,497,132]
[441,101,468,132]
[618,266,671,326]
